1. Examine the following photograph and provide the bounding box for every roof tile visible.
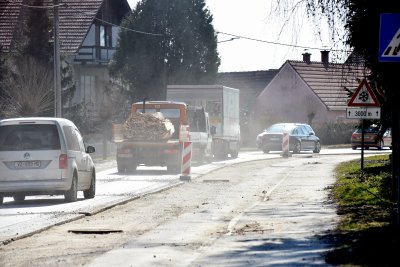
[0,0,127,54]
[288,60,368,110]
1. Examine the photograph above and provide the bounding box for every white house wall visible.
[82,24,96,46]
[254,63,330,128]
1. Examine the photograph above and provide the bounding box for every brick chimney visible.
[302,52,311,63]
[321,50,330,64]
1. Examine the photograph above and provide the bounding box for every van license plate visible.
[14,161,41,169]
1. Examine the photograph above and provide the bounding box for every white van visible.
[0,117,96,204]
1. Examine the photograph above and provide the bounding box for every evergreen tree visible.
[23,0,53,64]
[110,0,220,101]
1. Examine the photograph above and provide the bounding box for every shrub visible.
[313,122,357,145]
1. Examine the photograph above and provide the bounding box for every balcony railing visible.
[73,46,116,64]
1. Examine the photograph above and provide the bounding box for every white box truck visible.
[167,85,240,159]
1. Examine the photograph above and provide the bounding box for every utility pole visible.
[53,0,62,117]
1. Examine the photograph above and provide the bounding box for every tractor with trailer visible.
[112,101,190,173]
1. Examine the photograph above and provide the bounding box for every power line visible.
[216,31,346,52]
[93,16,163,37]
[218,37,239,43]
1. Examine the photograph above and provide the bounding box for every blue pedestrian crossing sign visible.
[379,13,400,62]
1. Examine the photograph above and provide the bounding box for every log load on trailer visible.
[167,85,240,159]
[112,101,190,173]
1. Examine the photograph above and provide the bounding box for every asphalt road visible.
[0,147,390,245]
[0,148,391,266]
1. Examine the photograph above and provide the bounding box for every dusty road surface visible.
[0,154,361,266]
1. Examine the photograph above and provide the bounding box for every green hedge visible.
[313,122,358,145]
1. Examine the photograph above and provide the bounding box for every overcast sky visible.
[127,0,347,72]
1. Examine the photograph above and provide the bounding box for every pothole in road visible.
[68,229,123,234]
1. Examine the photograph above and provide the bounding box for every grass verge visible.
[325,155,400,266]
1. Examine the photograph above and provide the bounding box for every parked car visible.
[351,125,392,150]
[0,117,96,205]
[256,123,321,154]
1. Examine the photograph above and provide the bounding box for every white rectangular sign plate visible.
[346,107,381,119]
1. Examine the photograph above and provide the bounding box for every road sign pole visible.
[361,119,365,178]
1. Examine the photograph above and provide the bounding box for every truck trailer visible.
[167,85,240,159]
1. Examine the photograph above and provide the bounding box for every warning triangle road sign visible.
[347,79,380,107]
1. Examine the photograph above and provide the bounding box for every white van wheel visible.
[84,171,96,199]
[65,175,78,202]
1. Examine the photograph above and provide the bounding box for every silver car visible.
[0,117,96,204]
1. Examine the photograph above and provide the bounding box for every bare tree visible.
[269,0,348,62]
[1,56,53,117]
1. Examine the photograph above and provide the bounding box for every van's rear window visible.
[0,124,61,151]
